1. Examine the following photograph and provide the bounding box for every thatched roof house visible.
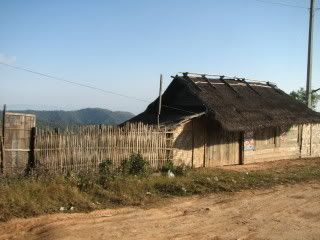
[128,73,320,167]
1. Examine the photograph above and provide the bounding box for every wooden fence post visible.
[1,104,6,174]
[0,136,2,175]
[26,127,36,174]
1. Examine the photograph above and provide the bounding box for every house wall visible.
[172,117,320,167]
[300,124,320,158]
[311,124,320,157]
[171,121,193,166]
[243,125,300,164]
[172,116,240,167]
[244,123,320,164]
[205,120,240,167]
[171,116,205,167]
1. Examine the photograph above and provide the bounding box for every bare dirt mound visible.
[1,182,320,240]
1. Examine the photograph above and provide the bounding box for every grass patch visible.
[1,158,320,222]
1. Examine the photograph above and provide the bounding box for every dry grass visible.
[0,158,319,222]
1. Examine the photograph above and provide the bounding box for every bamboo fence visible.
[34,123,173,173]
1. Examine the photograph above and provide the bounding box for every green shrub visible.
[98,160,113,185]
[99,160,112,176]
[74,171,97,191]
[174,164,190,176]
[120,159,131,175]
[161,160,175,173]
[128,153,148,175]
[161,161,190,176]
[118,153,148,176]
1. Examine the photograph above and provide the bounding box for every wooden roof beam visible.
[202,75,217,90]
[266,81,283,94]
[219,76,241,98]
[182,72,202,91]
[238,78,261,96]
[201,75,224,97]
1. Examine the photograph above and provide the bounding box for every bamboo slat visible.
[34,123,172,173]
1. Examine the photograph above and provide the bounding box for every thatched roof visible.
[127,73,320,131]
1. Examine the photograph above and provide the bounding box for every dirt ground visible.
[221,157,319,172]
[1,181,320,240]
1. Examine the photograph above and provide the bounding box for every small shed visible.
[128,73,320,167]
[1,111,36,175]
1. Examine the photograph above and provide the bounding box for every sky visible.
[0,0,319,114]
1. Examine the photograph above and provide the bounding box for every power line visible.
[252,0,309,9]
[0,62,197,115]
[0,62,148,103]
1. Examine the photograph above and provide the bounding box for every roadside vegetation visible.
[0,154,320,222]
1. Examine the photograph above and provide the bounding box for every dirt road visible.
[1,182,320,240]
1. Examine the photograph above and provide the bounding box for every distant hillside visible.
[1,108,135,128]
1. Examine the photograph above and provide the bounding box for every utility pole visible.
[157,74,163,129]
[306,0,316,108]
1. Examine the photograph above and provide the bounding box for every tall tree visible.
[289,87,320,110]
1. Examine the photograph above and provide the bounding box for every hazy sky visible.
[1,0,319,114]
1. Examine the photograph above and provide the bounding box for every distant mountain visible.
[1,108,135,129]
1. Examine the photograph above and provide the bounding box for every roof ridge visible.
[178,72,277,87]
